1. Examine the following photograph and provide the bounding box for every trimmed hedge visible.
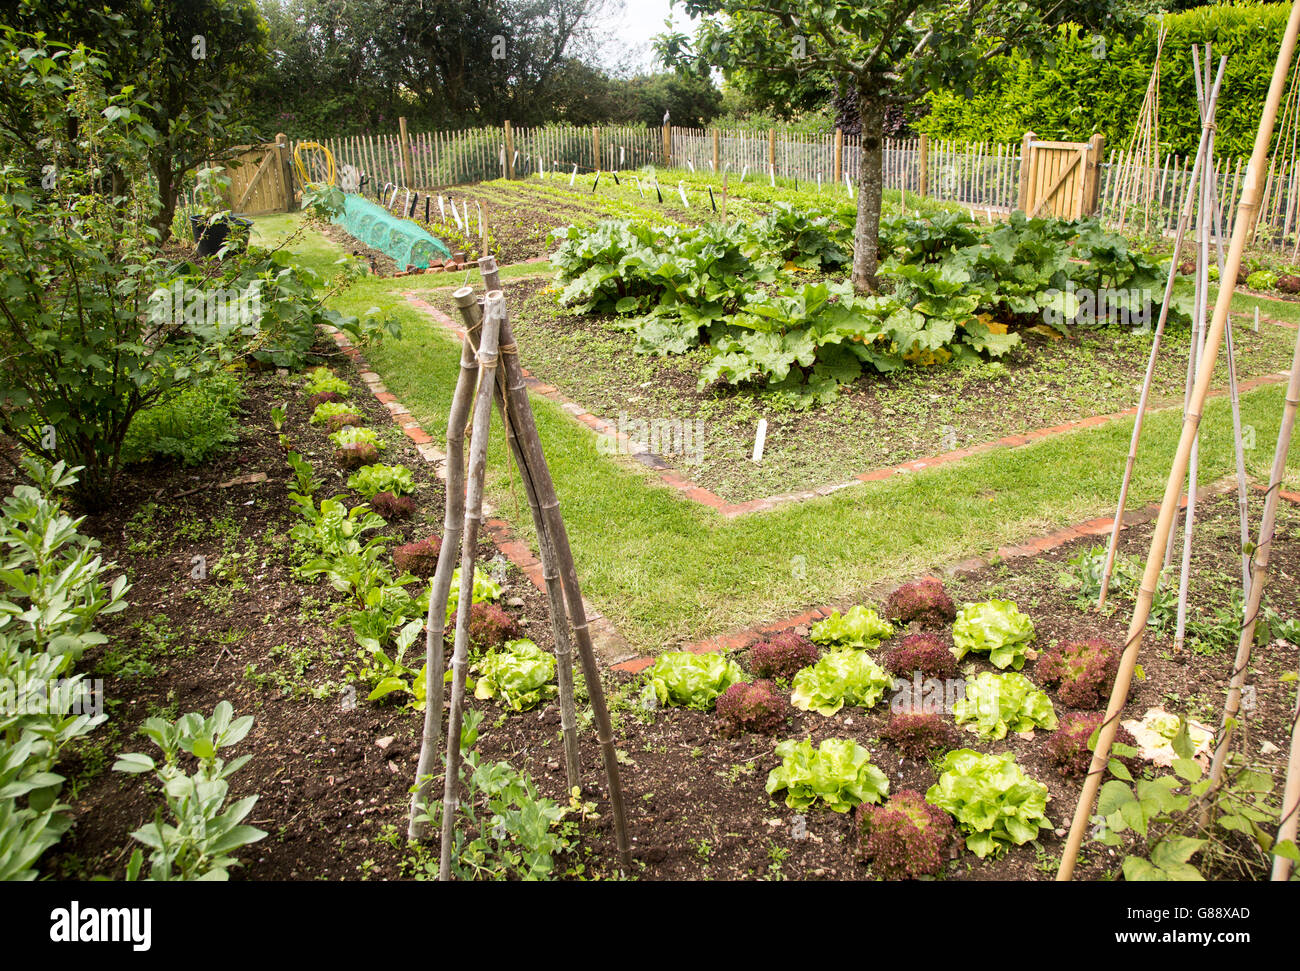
[920,3,1292,158]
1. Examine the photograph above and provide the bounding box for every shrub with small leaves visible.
[393,536,441,576]
[881,712,958,760]
[371,491,416,520]
[748,632,819,680]
[883,632,957,678]
[1044,712,1141,779]
[856,790,956,879]
[468,602,520,650]
[885,578,957,627]
[1036,639,1119,708]
[715,679,789,735]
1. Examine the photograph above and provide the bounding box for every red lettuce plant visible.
[715,679,789,735]
[885,578,957,627]
[371,490,416,520]
[327,413,364,433]
[393,536,441,577]
[1044,712,1141,778]
[856,790,955,879]
[748,632,819,680]
[883,632,957,678]
[308,391,345,410]
[468,602,520,650]
[336,442,380,468]
[1036,639,1119,708]
[881,712,957,759]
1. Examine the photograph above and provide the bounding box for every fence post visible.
[398,117,415,186]
[592,126,601,171]
[768,129,777,176]
[918,134,929,197]
[663,122,672,167]
[1085,132,1105,214]
[276,132,297,211]
[1017,131,1036,212]
[504,120,515,180]
[833,128,843,184]
[712,128,720,173]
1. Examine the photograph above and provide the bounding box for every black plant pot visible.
[191,214,252,257]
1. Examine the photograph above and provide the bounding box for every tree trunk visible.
[152,157,176,245]
[851,90,886,293]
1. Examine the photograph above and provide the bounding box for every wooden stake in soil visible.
[1058,0,1300,881]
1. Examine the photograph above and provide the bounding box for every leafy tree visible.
[656,0,1135,291]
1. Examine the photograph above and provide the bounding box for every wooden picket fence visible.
[298,120,1300,258]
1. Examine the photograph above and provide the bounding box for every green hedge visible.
[919,3,1292,158]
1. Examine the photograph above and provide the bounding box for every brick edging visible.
[608,476,1242,674]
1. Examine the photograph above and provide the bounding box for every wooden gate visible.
[1017,133,1105,219]
[222,135,297,215]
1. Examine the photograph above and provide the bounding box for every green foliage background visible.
[920,2,1293,158]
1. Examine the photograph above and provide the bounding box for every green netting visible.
[332,193,451,269]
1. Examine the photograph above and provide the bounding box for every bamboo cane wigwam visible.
[406,262,632,876]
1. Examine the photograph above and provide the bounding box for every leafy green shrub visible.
[925,749,1050,858]
[1044,712,1140,779]
[347,463,416,499]
[113,701,266,881]
[883,632,958,678]
[884,577,957,627]
[473,640,556,712]
[790,649,894,716]
[747,631,819,681]
[121,372,243,467]
[1246,270,1278,292]
[810,605,895,650]
[715,680,789,735]
[856,789,956,879]
[304,367,351,397]
[881,712,958,759]
[766,737,890,813]
[951,600,1036,670]
[1036,639,1119,708]
[642,651,745,710]
[952,672,1058,740]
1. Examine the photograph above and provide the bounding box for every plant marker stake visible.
[741,164,748,182]
[817,171,822,191]
[678,180,689,208]
[1097,52,1225,609]
[770,163,776,187]
[752,419,768,463]
[635,177,644,198]
[613,172,620,185]
[1255,306,1261,331]
[438,195,446,220]
[569,164,578,187]
[476,257,633,869]
[424,197,430,223]
[539,156,545,180]
[846,172,854,198]
[620,146,625,166]
[1058,0,1300,882]
[655,181,663,204]
[592,171,600,193]
[437,292,502,880]
[408,193,418,218]
[708,186,717,212]
[687,159,695,172]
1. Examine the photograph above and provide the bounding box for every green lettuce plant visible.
[642,651,744,710]
[790,649,893,716]
[925,749,1050,858]
[809,605,895,650]
[953,672,1058,740]
[951,600,1036,670]
[311,400,362,425]
[347,463,415,499]
[330,426,384,450]
[765,737,890,813]
[473,640,557,712]
[304,367,351,397]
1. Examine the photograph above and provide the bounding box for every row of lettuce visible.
[548,208,1180,407]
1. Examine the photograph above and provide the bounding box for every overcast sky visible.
[594,0,697,74]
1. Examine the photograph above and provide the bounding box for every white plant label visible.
[752,418,768,463]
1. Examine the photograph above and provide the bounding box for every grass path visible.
[255,213,1300,653]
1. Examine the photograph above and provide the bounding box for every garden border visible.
[403,293,1292,519]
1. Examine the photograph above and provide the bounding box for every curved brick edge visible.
[323,323,636,667]
[609,476,1244,674]
[402,293,1292,521]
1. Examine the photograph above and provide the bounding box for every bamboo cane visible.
[438,293,502,880]
[477,258,633,868]
[1097,56,1225,608]
[1058,0,1300,881]
[407,295,481,840]
[1275,682,1300,878]
[1206,323,1300,801]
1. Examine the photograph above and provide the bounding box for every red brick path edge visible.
[403,293,1293,521]
[609,476,1247,674]
[322,323,636,664]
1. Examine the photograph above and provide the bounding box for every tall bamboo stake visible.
[1097,55,1225,609]
[438,294,502,880]
[408,295,481,840]
[1057,0,1300,881]
[478,257,631,867]
[1275,684,1300,878]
